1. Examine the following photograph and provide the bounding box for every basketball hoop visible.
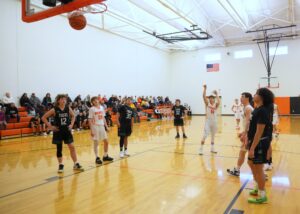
[258,76,280,89]
[22,0,107,23]
[79,3,108,14]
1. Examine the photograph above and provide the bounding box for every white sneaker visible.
[211,147,217,154]
[124,150,130,156]
[120,151,124,158]
[264,164,273,171]
[199,148,203,155]
[43,132,47,136]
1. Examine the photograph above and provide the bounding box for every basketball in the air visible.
[68,12,87,30]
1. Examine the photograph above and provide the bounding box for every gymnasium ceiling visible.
[31,0,300,51]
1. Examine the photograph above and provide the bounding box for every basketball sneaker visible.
[249,188,258,196]
[199,147,203,155]
[175,134,180,139]
[248,196,268,204]
[58,164,64,173]
[73,163,84,172]
[183,134,187,139]
[264,164,273,171]
[120,151,124,158]
[95,157,102,165]
[211,147,217,154]
[103,155,114,162]
[124,150,130,156]
[227,167,240,177]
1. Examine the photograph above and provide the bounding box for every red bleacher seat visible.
[14,122,30,129]
[21,128,33,135]
[19,112,28,117]
[18,107,27,112]
[0,129,21,138]
[20,117,32,122]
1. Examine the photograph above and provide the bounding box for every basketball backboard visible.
[258,76,280,89]
[22,0,106,23]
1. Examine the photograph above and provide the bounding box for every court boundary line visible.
[1,142,300,156]
[0,144,172,199]
[224,179,249,214]
[1,144,300,201]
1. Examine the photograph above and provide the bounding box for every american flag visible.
[206,63,219,72]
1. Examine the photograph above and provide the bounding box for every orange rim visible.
[22,0,105,23]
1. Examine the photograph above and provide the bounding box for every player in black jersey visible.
[247,88,274,204]
[116,98,134,158]
[42,94,84,173]
[172,99,187,139]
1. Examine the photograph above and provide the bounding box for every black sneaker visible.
[227,168,240,177]
[73,163,84,172]
[183,134,187,139]
[103,155,114,162]
[175,134,180,139]
[95,157,102,165]
[58,164,64,173]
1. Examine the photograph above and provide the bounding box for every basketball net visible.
[77,3,107,14]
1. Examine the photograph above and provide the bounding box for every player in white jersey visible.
[227,92,253,176]
[231,99,243,129]
[89,97,113,165]
[199,85,220,155]
[272,103,279,138]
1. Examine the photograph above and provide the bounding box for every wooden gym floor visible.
[0,116,300,214]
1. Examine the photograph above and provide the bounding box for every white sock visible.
[254,181,258,190]
[200,144,204,150]
[94,141,99,157]
[259,189,266,198]
[104,152,108,157]
[211,144,215,150]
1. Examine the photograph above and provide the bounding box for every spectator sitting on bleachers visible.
[3,92,14,108]
[5,103,20,123]
[165,96,171,105]
[154,107,162,120]
[30,93,41,108]
[42,93,52,107]
[20,93,34,112]
[74,95,81,103]
[0,99,4,109]
[0,106,7,130]
[66,94,72,105]
[83,94,91,107]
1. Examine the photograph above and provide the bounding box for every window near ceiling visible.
[269,46,288,56]
[204,53,221,61]
[234,49,253,59]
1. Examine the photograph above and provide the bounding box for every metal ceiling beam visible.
[128,0,188,32]
[217,0,247,30]
[247,7,288,30]
[289,0,296,35]
[191,0,226,46]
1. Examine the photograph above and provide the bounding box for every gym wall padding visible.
[290,97,300,115]
[275,97,290,115]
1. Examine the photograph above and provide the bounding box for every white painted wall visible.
[0,0,170,104]
[169,40,300,114]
